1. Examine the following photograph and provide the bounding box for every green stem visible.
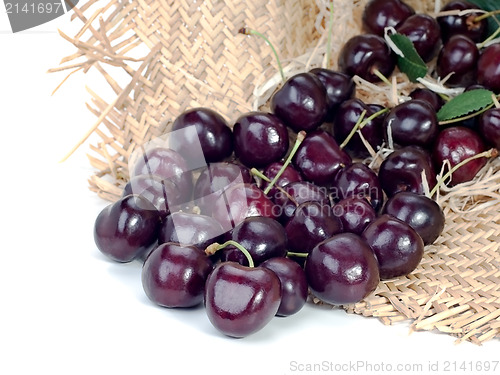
[264,131,306,195]
[205,240,255,268]
[287,251,309,258]
[239,27,285,83]
[250,168,271,182]
[429,148,498,198]
[340,110,366,149]
[372,68,392,86]
[474,9,500,23]
[326,2,334,69]
[250,168,299,205]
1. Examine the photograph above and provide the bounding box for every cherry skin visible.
[437,1,489,43]
[332,197,377,235]
[383,191,445,245]
[436,34,479,88]
[142,242,213,308]
[338,34,396,83]
[233,112,289,168]
[285,201,343,254]
[378,146,437,197]
[260,161,303,199]
[94,195,161,262]
[158,212,225,251]
[396,14,442,62]
[309,68,355,121]
[204,262,281,338]
[170,107,233,165]
[479,108,500,149]
[432,126,487,185]
[270,72,328,132]
[305,233,380,305]
[260,257,308,317]
[362,0,415,36]
[409,88,443,112]
[293,130,352,186]
[477,44,500,93]
[362,214,424,280]
[383,99,439,149]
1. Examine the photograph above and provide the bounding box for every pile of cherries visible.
[94,0,500,338]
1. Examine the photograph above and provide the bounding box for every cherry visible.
[233,112,289,168]
[383,99,439,148]
[338,34,396,83]
[477,43,500,93]
[141,243,213,308]
[204,261,281,338]
[94,195,161,262]
[270,72,328,132]
[479,108,500,149]
[383,191,445,245]
[361,214,424,280]
[260,161,303,199]
[158,212,225,251]
[409,88,443,112]
[396,14,442,62]
[331,162,384,212]
[332,197,377,235]
[130,147,193,202]
[260,257,308,317]
[333,98,385,158]
[293,130,352,186]
[305,233,380,305]
[309,68,355,121]
[432,126,487,185]
[170,107,233,165]
[285,201,343,254]
[193,162,253,215]
[436,34,479,88]
[362,0,415,36]
[437,1,489,43]
[378,146,437,197]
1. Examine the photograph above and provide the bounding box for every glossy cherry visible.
[477,44,500,93]
[396,14,441,62]
[409,88,443,112]
[362,0,415,36]
[437,1,489,43]
[332,197,377,235]
[479,108,500,149]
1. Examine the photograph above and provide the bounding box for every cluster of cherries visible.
[93,0,500,338]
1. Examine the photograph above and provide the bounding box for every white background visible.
[0,5,498,375]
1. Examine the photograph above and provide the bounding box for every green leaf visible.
[388,33,427,82]
[467,0,500,37]
[437,89,495,122]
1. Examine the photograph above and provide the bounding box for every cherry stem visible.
[264,131,306,195]
[339,108,388,149]
[286,251,308,258]
[372,68,392,87]
[250,168,299,205]
[205,240,255,268]
[492,94,500,109]
[326,1,334,69]
[474,9,500,23]
[239,27,285,83]
[429,148,499,198]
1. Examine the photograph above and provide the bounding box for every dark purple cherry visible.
[130,147,193,201]
[362,0,415,35]
[332,162,384,212]
[383,99,438,148]
[260,257,308,317]
[309,68,355,121]
[142,243,213,308]
[432,126,487,185]
[170,107,233,166]
[383,191,445,245]
[479,108,500,149]
[233,112,289,168]
[94,195,161,262]
[270,72,328,132]
[193,162,253,215]
[293,130,352,186]
[362,214,424,280]
[205,262,281,338]
[338,34,396,83]
[437,34,479,88]
[285,201,343,254]
[333,98,385,158]
[272,181,330,224]
[260,161,303,199]
[305,233,380,305]
[332,197,377,235]
[477,44,500,93]
[409,88,444,112]
[378,146,437,197]
[396,14,441,62]
[212,183,278,229]
[158,212,225,251]
[437,1,489,43]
